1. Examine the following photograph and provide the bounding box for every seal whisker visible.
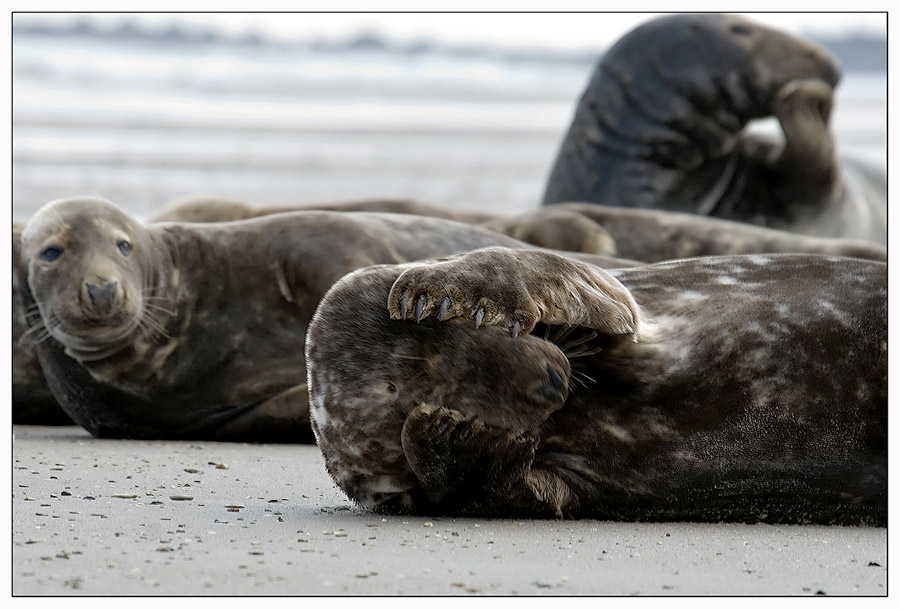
[143,302,177,317]
[22,303,44,326]
[138,308,172,340]
[564,344,605,359]
[20,321,52,346]
[558,330,599,351]
[571,369,597,385]
[549,325,576,345]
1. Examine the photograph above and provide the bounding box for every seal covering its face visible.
[308,247,886,524]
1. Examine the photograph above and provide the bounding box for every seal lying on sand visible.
[19,196,634,442]
[153,195,887,263]
[542,13,886,244]
[152,195,618,256]
[307,247,886,525]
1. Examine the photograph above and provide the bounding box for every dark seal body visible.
[307,248,886,525]
[22,197,632,442]
[542,13,886,244]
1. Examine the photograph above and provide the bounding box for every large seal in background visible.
[542,13,886,244]
[307,247,886,525]
[19,197,634,443]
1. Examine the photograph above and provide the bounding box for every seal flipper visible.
[388,247,642,339]
[400,403,562,517]
[768,79,840,212]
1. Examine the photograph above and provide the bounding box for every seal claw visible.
[415,294,427,323]
[399,290,409,319]
[511,320,521,339]
[437,296,451,322]
[474,307,485,330]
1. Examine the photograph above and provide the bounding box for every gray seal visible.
[13,193,885,427]
[152,195,886,263]
[542,13,886,244]
[152,195,618,256]
[307,247,886,525]
[18,196,632,442]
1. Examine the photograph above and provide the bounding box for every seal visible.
[152,195,886,263]
[152,195,618,256]
[553,203,886,263]
[307,247,886,525]
[542,13,886,244]
[18,196,630,442]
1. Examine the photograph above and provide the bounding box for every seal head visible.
[21,196,163,363]
[540,13,886,243]
[307,263,573,511]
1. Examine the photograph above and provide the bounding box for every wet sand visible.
[12,425,886,596]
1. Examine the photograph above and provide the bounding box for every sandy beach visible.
[11,426,887,596]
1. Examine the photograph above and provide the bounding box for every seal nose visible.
[532,364,570,405]
[85,279,120,314]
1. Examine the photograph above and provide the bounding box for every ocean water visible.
[12,34,887,221]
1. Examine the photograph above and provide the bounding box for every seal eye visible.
[730,24,752,36]
[117,239,132,256]
[39,245,63,262]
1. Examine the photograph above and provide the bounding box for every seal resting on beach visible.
[21,196,636,442]
[542,13,886,244]
[307,247,886,525]
[152,195,887,263]
[152,195,618,257]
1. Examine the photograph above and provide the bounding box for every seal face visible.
[307,247,886,524]
[22,197,153,364]
[542,13,885,244]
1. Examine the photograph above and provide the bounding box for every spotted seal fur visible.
[542,13,886,244]
[307,247,886,524]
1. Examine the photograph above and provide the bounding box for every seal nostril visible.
[86,281,118,308]
[87,283,102,305]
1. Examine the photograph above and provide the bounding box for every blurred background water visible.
[11,13,886,222]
